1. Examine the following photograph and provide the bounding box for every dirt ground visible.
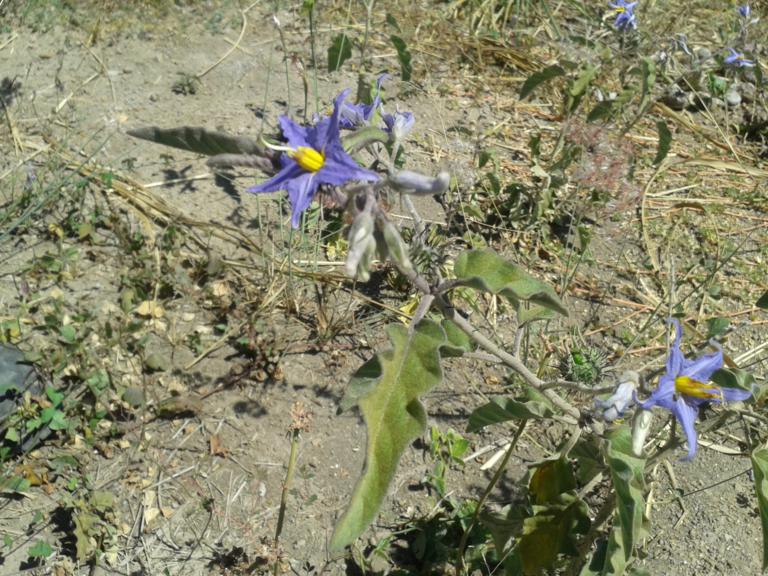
[0,1,767,575]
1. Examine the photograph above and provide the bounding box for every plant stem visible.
[456,419,528,574]
[273,429,300,575]
[437,298,580,422]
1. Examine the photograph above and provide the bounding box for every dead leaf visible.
[135,300,165,318]
[210,434,229,457]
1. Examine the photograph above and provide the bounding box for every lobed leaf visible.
[331,320,447,550]
[127,126,266,157]
[751,447,768,571]
[605,426,647,562]
[452,249,568,317]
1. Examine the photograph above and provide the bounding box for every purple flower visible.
[637,319,752,460]
[383,110,415,141]
[247,90,379,228]
[724,48,755,67]
[609,1,637,31]
[738,4,750,18]
[339,74,389,129]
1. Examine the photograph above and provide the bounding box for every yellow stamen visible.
[615,6,625,12]
[674,375,721,400]
[289,146,325,173]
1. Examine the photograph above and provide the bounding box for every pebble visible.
[725,90,742,107]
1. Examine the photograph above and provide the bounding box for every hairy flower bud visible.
[595,370,638,422]
[381,221,414,275]
[631,408,653,457]
[388,170,450,196]
[345,212,376,280]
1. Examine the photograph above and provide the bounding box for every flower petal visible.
[666,319,684,377]
[720,386,753,403]
[638,374,676,411]
[247,162,305,194]
[285,173,319,228]
[279,115,311,148]
[681,345,723,383]
[674,397,699,460]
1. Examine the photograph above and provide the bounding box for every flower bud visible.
[381,221,414,275]
[388,170,450,196]
[345,212,376,279]
[595,370,638,422]
[631,408,653,457]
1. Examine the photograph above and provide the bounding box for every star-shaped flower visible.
[609,1,638,31]
[339,74,389,129]
[247,90,379,228]
[637,319,752,460]
[724,47,755,67]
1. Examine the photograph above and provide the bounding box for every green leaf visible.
[453,249,568,316]
[4,427,19,443]
[711,367,755,393]
[127,126,266,157]
[516,493,591,574]
[567,65,598,111]
[331,320,447,550]
[440,318,474,358]
[467,391,553,432]
[520,65,565,100]
[705,316,729,339]
[46,386,64,407]
[0,475,31,494]
[605,426,647,562]
[385,13,401,31]
[529,458,576,504]
[638,57,656,112]
[59,324,77,344]
[481,505,524,556]
[653,120,672,165]
[27,540,53,559]
[328,33,353,72]
[757,290,768,309]
[587,100,613,123]
[390,35,412,81]
[751,447,768,571]
[339,356,382,412]
[580,526,627,576]
[341,126,390,154]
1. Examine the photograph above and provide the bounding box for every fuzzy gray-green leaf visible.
[453,249,568,316]
[606,426,647,561]
[467,392,553,432]
[751,447,768,571]
[331,320,446,550]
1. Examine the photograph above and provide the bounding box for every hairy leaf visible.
[453,249,568,316]
[331,320,446,550]
[530,458,576,504]
[127,126,266,157]
[520,65,565,100]
[467,390,553,432]
[568,65,598,112]
[751,447,768,571]
[580,526,627,576]
[328,34,353,72]
[390,35,413,81]
[516,493,591,575]
[440,318,473,357]
[606,426,647,561]
[653,120,672,165]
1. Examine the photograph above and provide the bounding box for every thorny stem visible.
[456,419,528,575]
[437,298,581,422]
[273,429,301,575]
